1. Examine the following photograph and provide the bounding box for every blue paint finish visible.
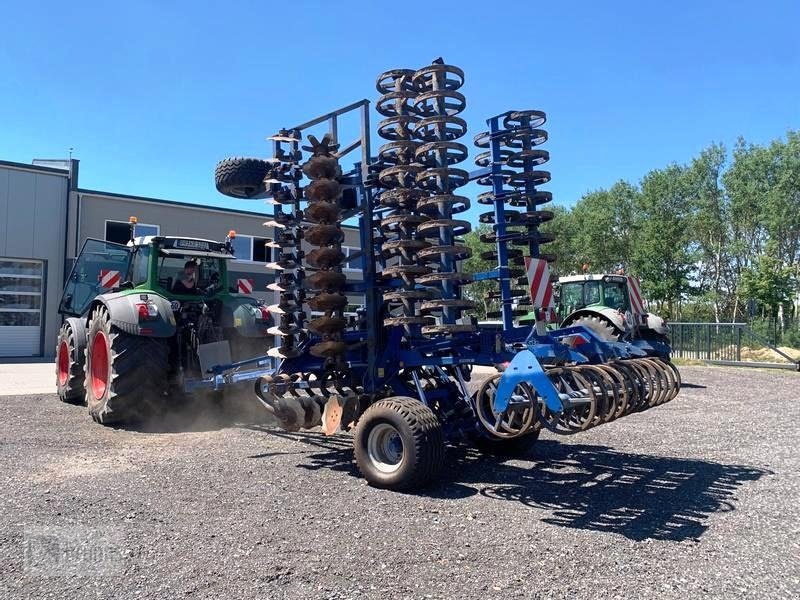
[175,102,675,447]
[494,349,564,414]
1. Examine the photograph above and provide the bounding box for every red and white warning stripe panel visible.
[626,276,646,316]
[237,278,254,294]
[524,257,555,309]
[99,269,120,290]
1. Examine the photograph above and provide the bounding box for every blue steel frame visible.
[185,105,651,429]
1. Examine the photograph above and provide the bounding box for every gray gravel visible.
[0,365,798,599]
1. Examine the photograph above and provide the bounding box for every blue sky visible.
[1,0,797,222]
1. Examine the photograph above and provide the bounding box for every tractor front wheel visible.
[568,314,621,341]
[85,305,169,425]
[353,397,444,491]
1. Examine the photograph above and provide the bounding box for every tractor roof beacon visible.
[54,221,273,424]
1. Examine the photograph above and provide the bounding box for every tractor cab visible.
[59,235,235,317]
[59,239,133,317]
[557,274,630,315]
[135,236,233,300]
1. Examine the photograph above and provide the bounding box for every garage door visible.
[0,259,43,357]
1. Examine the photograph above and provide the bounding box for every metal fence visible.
[669,322,799,370]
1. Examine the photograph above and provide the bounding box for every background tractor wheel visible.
[85,305,169,425]
[568,314,621,341]
[55,320,86,404]
[353,397,444,491]
[214,157,271,199]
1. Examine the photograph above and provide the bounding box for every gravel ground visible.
[0,365,798,599]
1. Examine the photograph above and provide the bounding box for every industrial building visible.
[0,158,363,358]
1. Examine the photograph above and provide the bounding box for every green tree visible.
[760,131,800,270]
[462,224,497,319]
[569,181,637,273]
[687,143,730,322]
[738,255,796,319]
[722,137,770,319]
[540,205,578,276]
[630,164,697,318]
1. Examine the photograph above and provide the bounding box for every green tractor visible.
[55,224,273,424]
[519,272,670,344]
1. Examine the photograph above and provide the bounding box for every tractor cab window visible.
[59,239,132,316]
[560,282,585,313]
[158,255,223,296]
[130,246,151,286]
[603,281,627,311]
[584,280,601,305]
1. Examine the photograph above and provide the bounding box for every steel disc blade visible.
[306,270,347,291]
[305,224,344,246]
[268,346,301,359]
[267,325,301,336]
[305,201,340,224]
[266,302,299,315]
[306,247,345,269]
[310,340,347,358]
[308,316,347,335]
[307,292,347,312]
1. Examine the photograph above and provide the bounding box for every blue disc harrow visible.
[211,60,681,490]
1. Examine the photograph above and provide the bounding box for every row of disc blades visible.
[301,134,348,365]
[474,358,682,439]
[262,131,348,367]
[263,130,305,359]
[375,61,475,338]
[473,110,556,319]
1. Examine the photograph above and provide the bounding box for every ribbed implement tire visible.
[214,157,271,199]
[55,321,86,404]
[85,305,169,425]
[354,397,445,491]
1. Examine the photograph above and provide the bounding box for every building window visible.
[0,259,43,327]
[253,237,271,262]
[342,246,360,272]
[105,220,159,244]
[230,235,253,261]
[231,234,272,263]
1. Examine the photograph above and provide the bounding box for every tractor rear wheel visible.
[85,305,169,425]
[353,397,444,490]
[214,157,271,199]
[568,315,621,341]
[56,321,86,404]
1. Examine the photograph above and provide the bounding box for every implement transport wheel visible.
[214,157,271,199]
[85,305,169,425]
[55,320,86,404]
[354,397,445,491]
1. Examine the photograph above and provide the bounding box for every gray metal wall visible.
[0,164,69,357]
